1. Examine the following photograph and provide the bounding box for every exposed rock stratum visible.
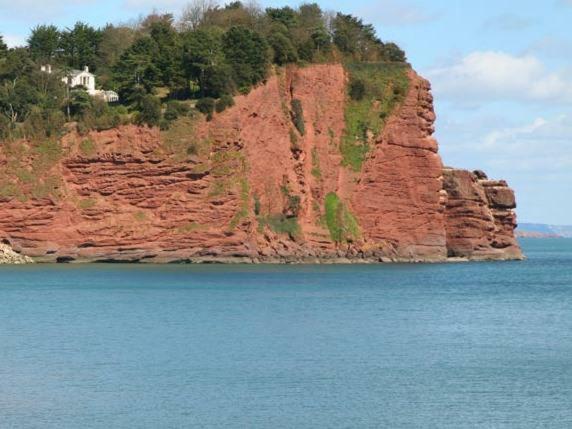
[0,64,522,263]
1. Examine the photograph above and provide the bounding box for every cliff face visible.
[0,64,522,263]
[443,169,522,260]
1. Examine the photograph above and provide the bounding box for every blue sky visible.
[1,0,571,224]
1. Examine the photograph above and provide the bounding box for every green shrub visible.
[164,102,179,121]
[112,105,129,115]
[349,78,366,101]
[324,192,360,243]
[311,147,321,179]
[260,214,301,239]
[164,100,190,121]
[289,129,300,151]
[21,108,65,140]
[136,95,162,127]
[196,97,215,120]
[291,99,305,135]
[79,139,96,156]
[215,95,235,113]
[253,194,261,216]
[341,62,410,171]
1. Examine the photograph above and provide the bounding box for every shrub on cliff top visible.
[196,97,215,120]
[135,95,162,127]
[341,62,409,171]
[215,94,235,113]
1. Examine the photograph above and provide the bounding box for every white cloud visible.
[437,112,572,223]
[440,113,572,173]
[482,117,548,148]
[426,51,572,105]
[480,115,572,172]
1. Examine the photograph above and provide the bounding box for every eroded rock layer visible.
[443,168,522,260]
[0,64,522,263]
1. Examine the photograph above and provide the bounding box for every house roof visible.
[68,69,94,78]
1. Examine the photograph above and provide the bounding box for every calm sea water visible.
[1,239,571,428]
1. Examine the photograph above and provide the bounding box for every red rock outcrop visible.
[443,168,522,260]
[351,70,447,261]
[0,64,522,263]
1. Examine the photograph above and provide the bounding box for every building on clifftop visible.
[40,64,119,103]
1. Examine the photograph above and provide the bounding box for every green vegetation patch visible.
[79,139,96,157]
[176,222,204,234]
[32,140,63,171]
[259,214,301,240]
[78,198,96,209]
[341,62,410,171]
[133,211,147,221]
[291,99,305,135]
[324,192,360,243]
[160,117,209,162]
[311,147,321,179]
[229,178,250,230]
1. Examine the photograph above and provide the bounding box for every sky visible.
[1,0,571,224]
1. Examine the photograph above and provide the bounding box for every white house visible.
[65,66,96,93]
[41,65,119,103]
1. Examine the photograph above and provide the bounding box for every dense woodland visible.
[0,1,407,140]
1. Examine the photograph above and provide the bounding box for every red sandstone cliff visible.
[0,64,522,263]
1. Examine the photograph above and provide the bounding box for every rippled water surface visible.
[1,239,571,428]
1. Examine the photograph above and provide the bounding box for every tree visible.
[113,37,161,104]
[149,19,184,88]
[268,31,298,65]
[202,1,263,31]
[59,22,102,70]
[28,25,61,62]
[222,26,270,89]
[311,27,332,55]
[136,94,161,126]
[0,35,7,59]
[96,24,137,82]
[68,89,92,117]
[266,6,298,29]
[182,28,233,97]
[0,47,35,81]
[179,0,219,31]
[381,42,407,63]
[332,13,381,60]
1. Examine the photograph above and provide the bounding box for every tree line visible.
[0,1,407,139]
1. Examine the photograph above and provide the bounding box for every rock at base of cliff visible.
[0,243,34,264]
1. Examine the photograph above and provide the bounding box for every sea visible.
[0,238,571,428]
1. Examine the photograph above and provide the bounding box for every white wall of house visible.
[67,68,96,93]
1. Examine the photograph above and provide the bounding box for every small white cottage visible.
[64,66,96,93]
[41,64,119,103]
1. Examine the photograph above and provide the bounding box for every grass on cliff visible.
[324,192,360,243]
[258,214,301,240]
[341,62,410,171]
[0,140,64,201]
